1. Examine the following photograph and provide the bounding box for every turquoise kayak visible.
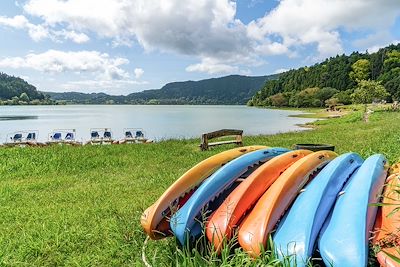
[318,154,388,267]
[170,147,290,245]
[273,152,363,266]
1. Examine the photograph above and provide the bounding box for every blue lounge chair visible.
[12,133,23,141]
[104,131,112,139]
[135,130,144,138]
[65,132,74,140]
[52,132,62,140]
[27,132,36,140]
[91,131,100,139]
[125,131,133,138]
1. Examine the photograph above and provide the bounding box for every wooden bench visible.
[199,129,243,151]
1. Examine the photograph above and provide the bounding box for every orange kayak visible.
[373,163,400,267]
[238,150,337,256]
[206,150,312,250]
[141,145,266,239]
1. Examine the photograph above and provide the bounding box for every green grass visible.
[1,109,400,266]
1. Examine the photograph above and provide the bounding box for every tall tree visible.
[349,59,371,83]
[19,92,30,102]
[351,80,389,121]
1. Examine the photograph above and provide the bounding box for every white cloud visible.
[2,0,400,74]
[134,68,144,79]
[186,58,239,74]
[0,14,89,43]
[274,68,290,74]
[367,40,400,53]
[249,0,400,60]
[0,15,28,29]
[0,15,49,41]
[352,32,400,53]
[254,42,290,56]
[0,50,130,80]
[54,30,90,43]
[22,0,257,73]
[22,0,251,55]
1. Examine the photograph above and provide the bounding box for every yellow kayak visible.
[141,145,267,239]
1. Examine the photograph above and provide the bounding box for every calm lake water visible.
[0,105,315,142]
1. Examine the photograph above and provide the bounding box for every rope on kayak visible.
[142,236,152,267]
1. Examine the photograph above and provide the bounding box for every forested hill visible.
[0,72,49,104]
[249,43,400,107]
[47,75,276,105]
[126,75,276,104]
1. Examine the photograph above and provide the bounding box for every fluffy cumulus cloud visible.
[248,0,400,60]
[0,50,130,80]
[0,14,89,43]
[21,0,258,74]
[0,15,48,41]
[186,58,239,74]
[3,0,400,74]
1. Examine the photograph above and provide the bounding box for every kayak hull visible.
[318,154,388,267]
[273,152,363,266]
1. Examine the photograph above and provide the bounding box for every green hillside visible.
[249,43,400,107]
[126,75,276,105]
[47,74,277,105]
[0,72,52,105]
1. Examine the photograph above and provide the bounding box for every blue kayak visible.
[318,154,388,267]
[273,152,363,266]
[170,147,290,245]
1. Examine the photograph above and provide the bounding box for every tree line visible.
[248,43,400,108]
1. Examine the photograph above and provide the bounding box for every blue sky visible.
[0,0,399,95]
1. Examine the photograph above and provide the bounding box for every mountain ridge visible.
[46,74,278,105]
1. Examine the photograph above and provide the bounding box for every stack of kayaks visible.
[206,149,312,251]
[141,146,396,266]
[238,150,337,256]
[140,145,266,239]
[170,147,290,245]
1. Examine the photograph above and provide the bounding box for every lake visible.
[0,105,315,142]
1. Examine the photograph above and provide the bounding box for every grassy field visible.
[0,109,399,266]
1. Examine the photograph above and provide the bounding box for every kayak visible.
[140,145,266,239]
[170,147,290,245]
[373,163,400,267]
[273,152,363,266]
[206,150,312,251]
[318,154,388,267]
[238,150,337,256]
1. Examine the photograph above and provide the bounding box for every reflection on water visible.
[0,105,315,142]
[0,115,38,121]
